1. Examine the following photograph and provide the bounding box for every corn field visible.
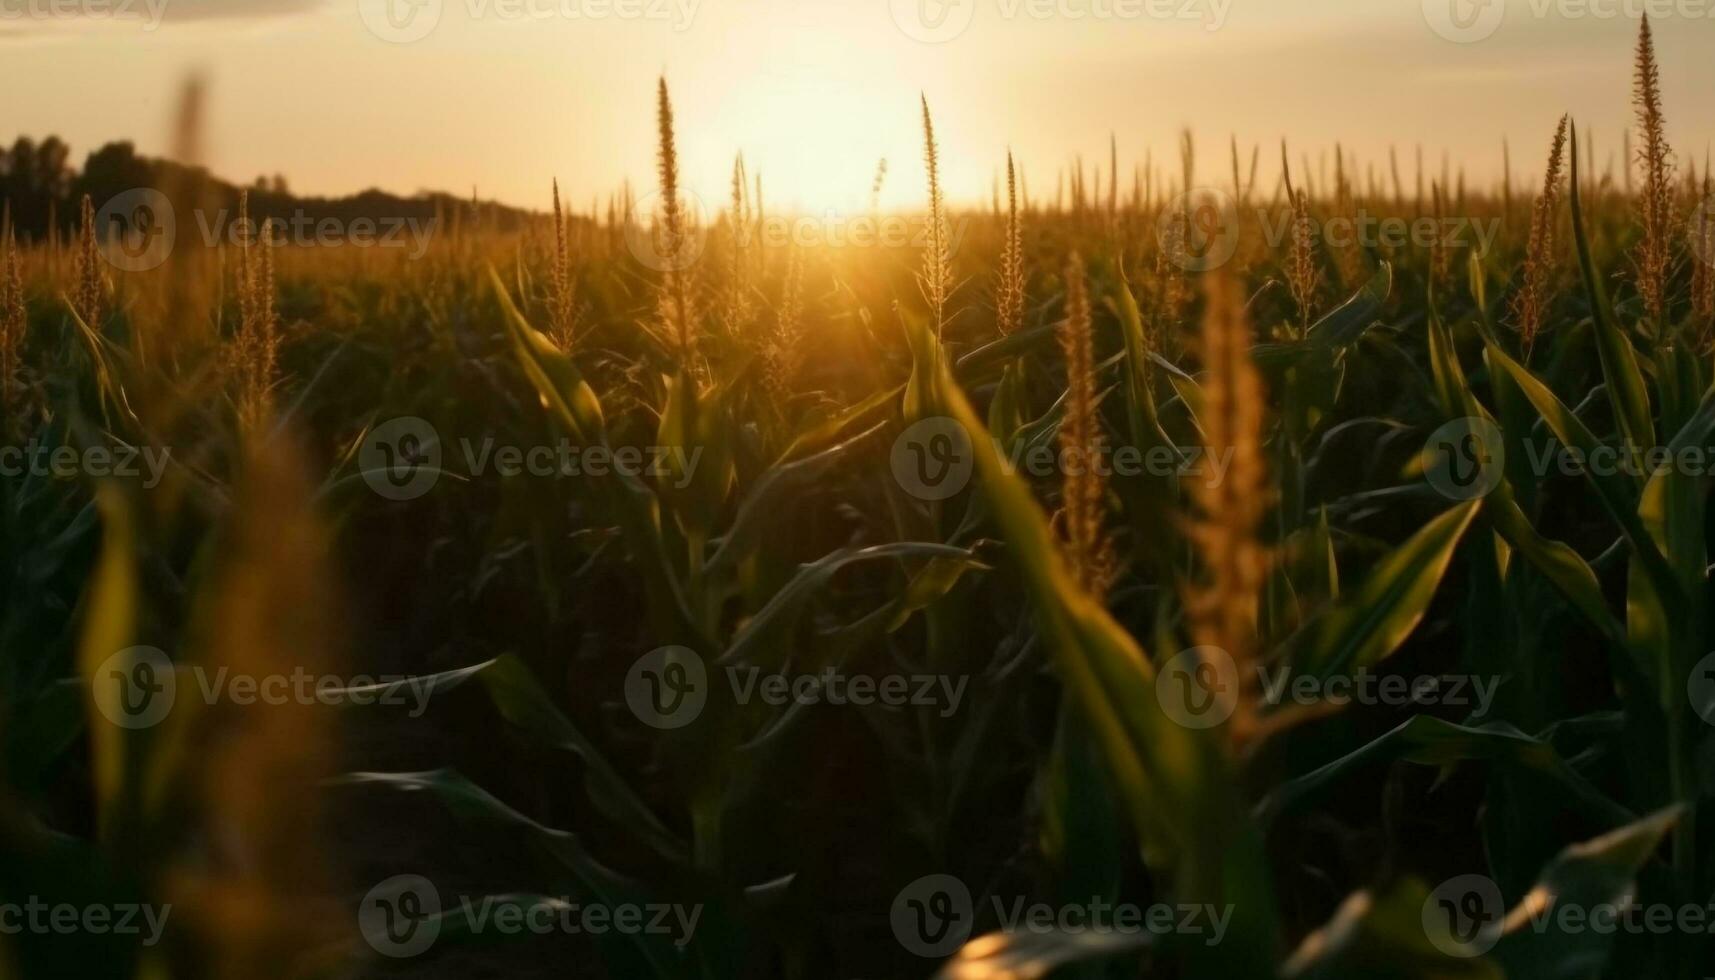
[3,15,1715,980]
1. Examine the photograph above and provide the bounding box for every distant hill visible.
[0,136,542,245]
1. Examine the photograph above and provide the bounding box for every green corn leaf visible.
[1268,805,1676,979]
[491,265,605,444]
[1636,382,1715,602]
[1258,715,1636,831]
[1424,306,1477,419]
[1490,806,1682,978]
[489,266,703,648]
[1481,338,1687,627]
[1109,271,1163,449]
[1289,499,1480,678]
[886,552,991,632]
[351,655,688,864]
[954,317,1059,379]
[76,487,138,844]
[1627,385,1713,880]
[936,928,1150,980]
[705,421,887,579]
[720,542,985,672]
[987,359,1028,444]
[776,385,900,463]
[1280,879,1502,979]
[655,367,738,542]
[927,341,1281,976]
[1481,482,1622,649]
[1567,122,1654,453]
[1308,262,1392,351]
[339,769,689,977]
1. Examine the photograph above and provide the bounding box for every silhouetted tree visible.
[0,134,537,245]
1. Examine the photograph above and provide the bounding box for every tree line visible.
[1,137,536,243]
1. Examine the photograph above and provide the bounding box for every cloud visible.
[154,0,326,23]
[0,0,324,37]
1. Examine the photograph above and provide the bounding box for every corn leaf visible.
[925,331,1281,975]
[1258,715,1636,831]
[354,655,688,864]
[1281,880,1502,979]
[1490,806,1682,978]
[1481,339,1687,626]
[75,488,138,844]
[338,769,688,977]
[936,929,1150,980]
[1567,123,1654,454]
[1289,499,1480,678]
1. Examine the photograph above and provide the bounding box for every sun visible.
[679,61,931,216]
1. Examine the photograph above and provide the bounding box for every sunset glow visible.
[3,0,1712,210]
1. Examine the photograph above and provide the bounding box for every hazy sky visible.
[2,0,1711,212]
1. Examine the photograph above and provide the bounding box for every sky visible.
[1,0,1711,213]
